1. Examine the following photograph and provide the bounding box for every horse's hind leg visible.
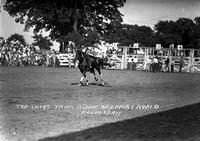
[94,74,98,81]
[96,67,104,86]
[100,73,104,86]
[92,69,98,81]
[85,74,89,85]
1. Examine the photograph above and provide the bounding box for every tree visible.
[7,33,26,46]
[32,34,53,50]
[154,18,197,48]
[176,18,196,48]
[155,20,180,47]
[106,24,155,46]
[4,0,126,50]
[194,17,200,49]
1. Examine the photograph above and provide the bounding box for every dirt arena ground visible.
[0,66,200,141]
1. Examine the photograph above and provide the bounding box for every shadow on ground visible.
[71,82,112,87]
[38,102,200,141]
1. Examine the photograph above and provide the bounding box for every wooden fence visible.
[108,46,200,73]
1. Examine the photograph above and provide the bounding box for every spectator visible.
[55,56,60,67]
[68,52,73,68]
[144,56,151,71]
[158,57,163,72]
[179,56,184,72]
[149,57,154,72]
[127,56,132,70]
[133,56,138,70]
[165,57,170,72]
[46,53,50,67]
[171,58,175,72]
[153,57,158,72]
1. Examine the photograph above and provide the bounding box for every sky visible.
[121,0,200,28]
[0,0,200,50]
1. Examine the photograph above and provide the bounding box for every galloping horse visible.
[75,50,111,86]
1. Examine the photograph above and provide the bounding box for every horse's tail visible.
[98,59,112,67]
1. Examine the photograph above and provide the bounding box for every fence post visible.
[168,50,172,72]
[121,46,128,69]
[143,48,148,71]
[189,50,194,73]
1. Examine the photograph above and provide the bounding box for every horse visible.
[75,50,111,86]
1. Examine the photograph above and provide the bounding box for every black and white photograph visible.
[0,0,200,140]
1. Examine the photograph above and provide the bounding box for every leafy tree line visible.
[3,0,200,50]
[107,17,200,49]
[154,17,200,49]
[32,34,53,50]
[1,33,53,51]
[106,24,156,47]
[6,33,26,46]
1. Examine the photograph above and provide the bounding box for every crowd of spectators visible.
[144,56,166,72]
[127,55,185,73]
[144,56,185,72]
[0,40,58,67]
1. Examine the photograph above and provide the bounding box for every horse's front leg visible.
[79,72,89,86]
[79,75,84,86]
[100,73,104,86]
